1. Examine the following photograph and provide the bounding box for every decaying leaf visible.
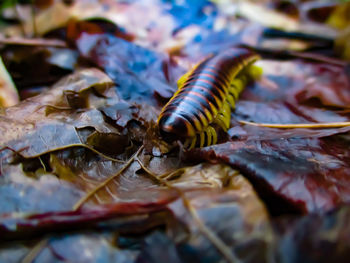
[0,68,123,159]
[0,161,275,263]
[74,34,179,104]
[1,1,350,262]
[275,205,350,263]
[196,135,350,213]
[164,164,273,263]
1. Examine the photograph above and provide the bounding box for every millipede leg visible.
[189,136,197,149]
[184,127,218,149]
[229,79,243,100]
[215,116,228,131]
[184,137,197,149]
[205,128,212,146]
[227,94,236,109]
[222,102,231,128]
[208,126,217,145]
[184,138,192,149]
[238,75,248,91]
[215,102,231,131]
[199,131,206,147]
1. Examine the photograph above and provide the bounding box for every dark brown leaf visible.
[0,68,124,159]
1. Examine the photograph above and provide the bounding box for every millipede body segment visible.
[157,48,260,149]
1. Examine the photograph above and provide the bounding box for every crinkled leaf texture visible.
[1,1,350,263]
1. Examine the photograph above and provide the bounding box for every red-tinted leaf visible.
[0,197,177,241]
[294,64,350,108]
[196,135,350,213]
[275,205,350,263]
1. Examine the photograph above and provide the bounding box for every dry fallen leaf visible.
[0,56,19,107]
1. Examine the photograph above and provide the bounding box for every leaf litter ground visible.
[1,0,350,262]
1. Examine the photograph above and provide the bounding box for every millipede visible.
[157,47,261,149]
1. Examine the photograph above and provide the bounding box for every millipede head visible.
[158,114,195,143]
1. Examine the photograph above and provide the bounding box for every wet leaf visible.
[0,198,177,241]
[0,162,83,214]
[196,135,350,213]
[0,162,275,263]
[1,1,350,262]
[75,34,178,104]
[33,233,138,263]
[0,68,123,159]
[275,205,350,263]
[245,60,350,108]
[142,163,273,263]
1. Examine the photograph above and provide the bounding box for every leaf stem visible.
[72,145,144,211]
[21,238,49,263]
[0,36,67,47]
[182,198,242,263]
[136,158,241,263]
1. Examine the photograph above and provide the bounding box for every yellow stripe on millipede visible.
[206,129,212,145]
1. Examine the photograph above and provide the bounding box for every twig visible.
[22,144,125,262]
[19,143,125,163]
[0,36,67,47]
[21,238,49,263]
[38,156,46,172]
[136,158,241,263]
[242,45,347,67]
[239,120,350,129]
[182,198,242,263]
